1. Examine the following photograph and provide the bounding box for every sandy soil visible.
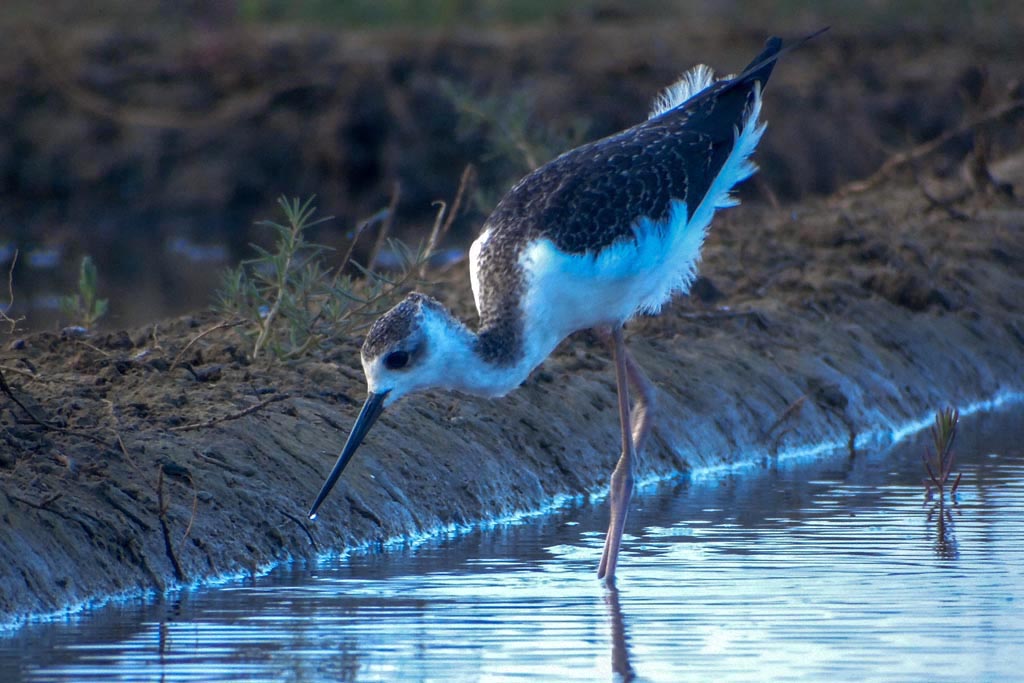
[2,14,1024,627]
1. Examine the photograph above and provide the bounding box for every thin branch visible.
[340,208,389,272]
[0,364,36,380]
[444,164,475,238]
[0,368,112,447]
[762,395,807,440]
[170,318,245,371]
[0,368,51,427]
[168,394,289,432]
[839,98,1024,196]
[72,339,112,357]
[103,398,149,484]
[420,200,447,279]
[7,491,63,510]
[156,467,187,582]
[421,164,475,278]
[1,249,24,333]
[180,474,199,545]
[368,182,400,271]
[149,324,163,352]
[282,511,321,552]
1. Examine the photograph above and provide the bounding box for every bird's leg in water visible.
[597,328,657,582]
[598,326,638,584]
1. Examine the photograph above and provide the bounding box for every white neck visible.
[422,312,544,399]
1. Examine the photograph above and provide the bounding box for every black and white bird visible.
[309,32,822,583]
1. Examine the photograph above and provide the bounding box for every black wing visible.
[482,37,782,255]
[472,34,829,362]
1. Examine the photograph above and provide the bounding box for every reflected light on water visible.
[1,408,1023,682]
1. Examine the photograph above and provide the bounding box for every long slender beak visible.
[308,390,389,520]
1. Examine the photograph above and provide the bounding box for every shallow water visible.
[2,408,1023,682]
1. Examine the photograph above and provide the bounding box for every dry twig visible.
[168,394,289,432]
[340,208,388,271]
[7,491,63,510]
[421,164,475,278]
[156,467,187,582]
[762,395,807,440]
[282,511,321,552]
[368,182,401,271]
[1,249,24,333]
[169,319,245,372]
[180,474,199,545]
[0,364,35,380]
[0,368,53,428]
[1,367,116,450]
[839,98,1024,196]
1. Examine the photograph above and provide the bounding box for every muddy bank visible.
[2,150,1023,627]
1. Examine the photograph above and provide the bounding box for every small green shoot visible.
[216,195,429,362]
[60,255,109,329]
[922,406,962,501]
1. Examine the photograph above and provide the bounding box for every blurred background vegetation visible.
[1,1,1021,331]
[2,0,1012,29]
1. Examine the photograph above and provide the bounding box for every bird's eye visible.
[383,350,410,370]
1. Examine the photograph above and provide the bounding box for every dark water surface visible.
[2,407,1022,682]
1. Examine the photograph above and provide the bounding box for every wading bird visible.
[309,32,823,582]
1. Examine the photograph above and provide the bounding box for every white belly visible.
[519,197,708,343]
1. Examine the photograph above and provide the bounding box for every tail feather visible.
[732,27,829,89]
[649,28,828,119]
[649,64,717,119]
[736,36,784,89]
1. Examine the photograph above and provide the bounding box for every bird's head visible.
[359,292,464,405]
[308,292,466,519]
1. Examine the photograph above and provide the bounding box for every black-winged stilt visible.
[309,31,824,583]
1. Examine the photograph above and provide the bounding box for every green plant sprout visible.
[216,195,430,362]
[922,406,962,500]
[60,255,109,329]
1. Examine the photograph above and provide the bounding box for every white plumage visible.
[649,64,724,118]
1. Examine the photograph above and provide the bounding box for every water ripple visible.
[2,409,1022,682]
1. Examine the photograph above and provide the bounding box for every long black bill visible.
[308,391,388,520]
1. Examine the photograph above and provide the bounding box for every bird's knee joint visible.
[611,466,634,490]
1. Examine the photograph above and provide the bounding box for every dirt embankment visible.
[2,11,1024,628]
[2,152,1023,626]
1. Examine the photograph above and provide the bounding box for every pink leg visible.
[624,348,657,456]
[597,328,657,584]
[598,328,636,583]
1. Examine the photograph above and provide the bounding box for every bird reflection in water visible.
[604,587,636,682]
